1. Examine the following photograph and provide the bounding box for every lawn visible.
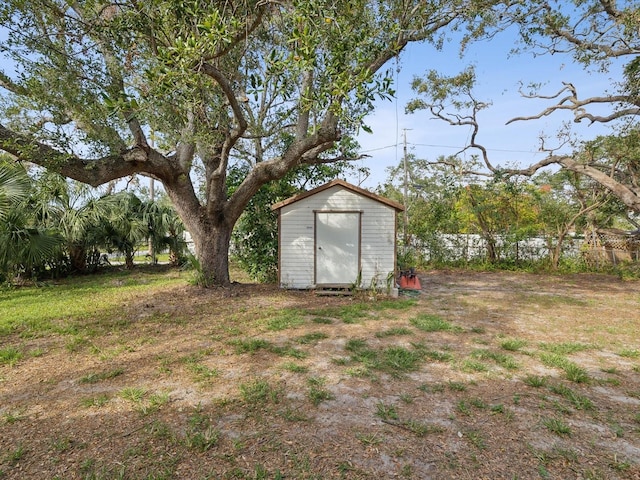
[1,267,639,479]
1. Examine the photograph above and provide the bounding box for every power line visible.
[411,143,541,154]
[360,142,542,155]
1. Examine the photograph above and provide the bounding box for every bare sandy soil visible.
[1,270,640,479]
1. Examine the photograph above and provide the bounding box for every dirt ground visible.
[1,270,640,479]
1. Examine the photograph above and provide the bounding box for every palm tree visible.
[142,199,188,266]
[99,192,148,269]
[29,172,118,272]
[0,161,30,220]
[0,161,62,282]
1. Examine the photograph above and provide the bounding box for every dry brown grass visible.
[1,268,639,479]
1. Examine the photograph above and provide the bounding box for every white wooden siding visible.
[279,185,397,289]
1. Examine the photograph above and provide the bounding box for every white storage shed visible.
[271,179,404,290]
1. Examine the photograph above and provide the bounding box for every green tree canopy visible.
[0,0,497,285]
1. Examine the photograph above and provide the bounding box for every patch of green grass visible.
[380,346,423,376]
[0,268,185,338]
[79,368,124,384]
[280,407,310,422]
[471,349,519,370]
[447,381,467,392]
[355,432,382,446]
[119,387,146,403]
[240,379,281,406]
[539,342,594,355]
[617,348,639,358]
[188,362,219,381]
[542,417,571,436]
[307,376,334,406]
[522,374,548,388]
[267,309,306,331]
[296,332,329,344]
[80,394,110,408]
[423,349,454,362]
[184,407,219,452]
[344,339,424,377]
[268,345,308,359]
[411,342,454,362]
[539,352,590,383]
[469,397,488,409]
[548,384,594,410]
[461,359,489,373]
[456,400,471,415]
[609,420,624,438]
[281,362,308,373]
[311,317,333,324]
[146,420,175,442]
[183,354,218,382]
[564,363,590,383]
[610,458,631,472]
[465,430,486,450]
[231,338,272,354]
[345,338,368,352]
[5,444,26,466]
[375,402,399,421]
[138,391,170,415]
[403,420,445,436]
[500,338,528,351]
[0,346,22,366]
[599,377,621,386]
[540,352,571,369]
[345,366,373,378]
[410,314,462,333]
[418,383,446,393]
[2,408,26,424]
[50,436,74,453]
[65,335,91,353]
[375,327,413,338]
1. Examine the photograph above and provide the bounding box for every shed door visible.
[315,212,361,285]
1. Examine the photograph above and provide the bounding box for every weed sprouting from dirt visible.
[410,314,462,333]
[0,346,22,366]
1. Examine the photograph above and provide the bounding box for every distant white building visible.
[272,179,404,291]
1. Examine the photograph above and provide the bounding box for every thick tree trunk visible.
[68,244,87,272]
[191,222,232,286]
[125,252,135,269]
[485,236,498,263]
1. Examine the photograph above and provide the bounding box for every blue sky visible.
[350,31,623,189]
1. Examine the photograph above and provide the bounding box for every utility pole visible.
[149,132,156,264]
[402,128,411,248]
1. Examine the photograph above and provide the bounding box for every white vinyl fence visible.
[415,234,579,263]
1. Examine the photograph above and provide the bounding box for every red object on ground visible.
[399,271,421,290]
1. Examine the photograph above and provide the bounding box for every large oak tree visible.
[0,0,494,285]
